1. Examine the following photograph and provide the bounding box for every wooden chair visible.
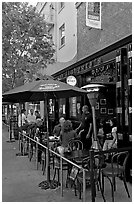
[101,151,130,202]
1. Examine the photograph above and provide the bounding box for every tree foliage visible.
[2,2,55,93]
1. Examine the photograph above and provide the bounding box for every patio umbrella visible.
[3,79,87,102]
[3,78,88,184]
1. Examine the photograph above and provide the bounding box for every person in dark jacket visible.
[75,105,93,150]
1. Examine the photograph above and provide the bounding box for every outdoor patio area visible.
[2,124,132,202]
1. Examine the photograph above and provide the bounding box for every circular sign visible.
[66,76,77,86]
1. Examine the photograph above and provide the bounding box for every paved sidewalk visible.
[2,124,132,202]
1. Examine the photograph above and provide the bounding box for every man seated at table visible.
[53,117,65,138]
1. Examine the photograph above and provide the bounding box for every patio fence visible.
[18,131,89,202]
[3,121,131,202]
[18,131,132,202]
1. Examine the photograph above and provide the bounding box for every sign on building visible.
[86,2,101,29]
[66,76,77,86]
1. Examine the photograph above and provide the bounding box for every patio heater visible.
[81,84,104,150]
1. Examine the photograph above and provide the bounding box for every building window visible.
[100,108,107,114]
[59,2,65,12]
[108,108,114,115]
[59,24,65,48]
[100,99,106,105]
[59,98,66,118]
[69,97,77,117]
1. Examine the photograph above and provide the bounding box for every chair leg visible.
[74,181,77,196]
[98,178,106,202]
[76,180,81,200]
[53,155,55,169]
[57,169,60,183]
[113,177,116,191]
[122,177,130,198]
[102,174,105,193]
[97,181,100,191]
[52,168,57,181]
[65,172,69,188]
[41,160,43,171]
[42,160,46,175]
[106,176,114,202]
[42,164,44,175]
[30,146,33,162]
[66,167,70,188]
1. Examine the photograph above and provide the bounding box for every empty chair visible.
[101,151,130,202]
[52,152,70,187]
[76,155,106,201]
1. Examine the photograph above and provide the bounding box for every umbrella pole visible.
[44,95,50,182]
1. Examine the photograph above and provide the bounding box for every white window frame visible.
[59,23,65,48]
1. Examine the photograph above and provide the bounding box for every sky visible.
[28,2,37,6]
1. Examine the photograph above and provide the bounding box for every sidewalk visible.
[2,123,132,202]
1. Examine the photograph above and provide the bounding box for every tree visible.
[2,2,55,93]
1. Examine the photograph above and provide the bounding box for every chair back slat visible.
[68,139,83,151]
[110,151,129,176]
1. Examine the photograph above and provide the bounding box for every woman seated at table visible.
[97,118,111,148]
[56,120,77,155]
[103,117,117,160]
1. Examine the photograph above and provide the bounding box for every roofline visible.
[53,34,132,77]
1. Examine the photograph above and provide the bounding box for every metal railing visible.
[18,130,132,202]
[18,131,88,201]
[3,121,131,202]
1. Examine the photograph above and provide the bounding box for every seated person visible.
[103,119,112,139]
[35,110,41,120]
[27,109,37,137]
[27,109,36,123]
[53,117,65,138]
[97,119,105,148]
[57,120,77,155]
[18,109,29,132]
[103,118,117,160]
[34,110,42,130]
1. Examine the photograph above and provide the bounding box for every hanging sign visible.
[86,2,101,29]
[66,76,77,86]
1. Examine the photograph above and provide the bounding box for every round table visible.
[64,150,90,161]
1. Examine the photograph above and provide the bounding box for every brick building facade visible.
[76,2,132,61]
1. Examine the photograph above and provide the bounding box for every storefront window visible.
[69,96,82,119]
[69,97,77,117]
[49,99,54,115]
[59,98,66,118]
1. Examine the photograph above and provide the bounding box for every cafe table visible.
[42,136,60,147]
[64,149,90,161]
